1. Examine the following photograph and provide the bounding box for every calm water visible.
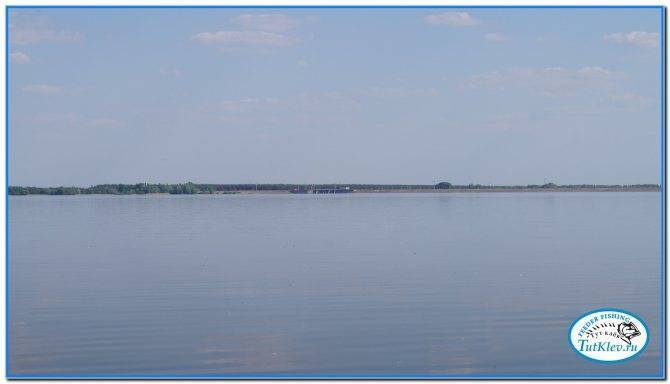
[8,192,662,377]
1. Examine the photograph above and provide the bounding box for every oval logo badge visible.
[569,308,648,363]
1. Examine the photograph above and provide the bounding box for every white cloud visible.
[424,12,479,27]
[297,59,309,68]
[484,32,507,42]
[9,52,30,64]
[22,84,63,95]
[235,14,299,32]
[604,31,659,48]
[192,30,296,47]
[193,13,301,52]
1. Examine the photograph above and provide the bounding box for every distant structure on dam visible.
[290,186,354,194]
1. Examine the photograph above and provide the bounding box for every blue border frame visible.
[4,4,667,380]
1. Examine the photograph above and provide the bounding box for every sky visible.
[8,7,663,186]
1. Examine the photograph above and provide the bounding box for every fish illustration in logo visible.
[571,309,649,362]
[617,321,641,345]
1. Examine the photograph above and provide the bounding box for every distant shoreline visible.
[8,184,661,196]
[235,187,661,194]
[354,187,661,193]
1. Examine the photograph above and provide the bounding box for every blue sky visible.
[8,7,663,186]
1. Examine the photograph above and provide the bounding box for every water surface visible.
[8,192,662,376]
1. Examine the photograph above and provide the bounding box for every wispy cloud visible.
[9,52,30,64]
[604,31,659,48]
[9,14,83,45]
[608,92,652,108]
[19,113,123,128]
[22,84,63,95]
[575,66,619,78]
[203,94,330,126]
[85,117,123,128]
[159,67,182,76]
[424,12,480,27]
[484,32,507,43]
[200,85,438,126]
[468,66,623,97]
[235,14,299,32]
[11,27,82,45]
[192,30,297,47]
[466,65,655,113]
[357,86,439,99]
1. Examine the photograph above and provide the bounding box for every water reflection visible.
[9,193,662,376]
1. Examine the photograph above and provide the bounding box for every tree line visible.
[7,183,433,195]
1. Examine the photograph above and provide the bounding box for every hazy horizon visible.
[9,7,663,186]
